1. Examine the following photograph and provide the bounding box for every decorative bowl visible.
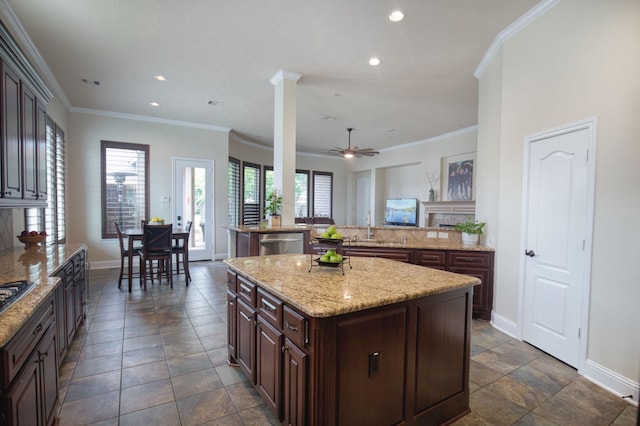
[17,234,46,248]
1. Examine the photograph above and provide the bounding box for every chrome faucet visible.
[367,224,374,240]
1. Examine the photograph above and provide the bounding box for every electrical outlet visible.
[427,231,437,238]
[438,232,449,239]
[160,195,170,203]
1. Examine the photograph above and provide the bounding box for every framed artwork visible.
[441,152,476,201]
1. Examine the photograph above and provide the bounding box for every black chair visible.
[115,222,141,289]
[138,224,173,290]
[172,221,192,283]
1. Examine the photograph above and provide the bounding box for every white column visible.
[270,70,302,226]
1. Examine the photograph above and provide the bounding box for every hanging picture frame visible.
[441,152,476,201]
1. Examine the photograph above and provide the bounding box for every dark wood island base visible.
[225,254,477,425]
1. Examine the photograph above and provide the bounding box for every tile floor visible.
[56,261,638,425]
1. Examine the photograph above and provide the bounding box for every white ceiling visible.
[4,0,540,154]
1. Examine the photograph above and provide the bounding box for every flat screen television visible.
[384,198,419,227]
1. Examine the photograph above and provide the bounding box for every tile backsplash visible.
[0,209,13,250]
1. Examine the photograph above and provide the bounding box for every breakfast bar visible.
[224,254,480,425]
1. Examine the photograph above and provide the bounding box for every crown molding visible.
[0,0,66,106]
[70,107,232,133]
[474,0,560,79]
[379,125,478,153]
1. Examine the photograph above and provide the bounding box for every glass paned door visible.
[173,158,213,261]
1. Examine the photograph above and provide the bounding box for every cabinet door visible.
[449,267,492,320]
[347,247,413,263]
[39,326,58,426]
[236,299,256,383]
[5,351,40,426]
[227,291,237,361]
[336,307,407,426]
[256,318,283,418]
[64,282,76,346]
[22,84,37,199]
[283,338,307,426]
[53,282,67,367]
[1,63,22,199]
[36,103,47,200]
[73,275,83,329]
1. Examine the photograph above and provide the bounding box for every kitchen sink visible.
[0,280,34,314]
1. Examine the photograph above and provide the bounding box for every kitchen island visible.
[224,224,311,258]
[224,254,479,425]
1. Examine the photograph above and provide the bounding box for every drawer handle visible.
[32,323,43,335]
[240,311,251,322]
[458,257,482,263]
[228,300,234,306]
[285,321,299,332]
[240,286,250,294]
[261,300,276,312]
[425,256,439,261]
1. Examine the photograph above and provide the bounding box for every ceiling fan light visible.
[344,152,354,159]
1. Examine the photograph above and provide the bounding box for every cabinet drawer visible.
[73,252,84,270]
[227,270,237,292]
[414,250,446,269]
[1,297,55,387]
[257,288,282,329]
[237,275,256,306]
[447,251,492,268]
[283,306,307,349]
[348,247,413,263]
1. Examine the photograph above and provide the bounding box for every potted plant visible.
[265,189,282,227]
[454,216,486,245]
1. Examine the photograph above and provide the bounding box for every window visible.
[242,162,261,225]
[25,116,66,243]
[101,141,149,238]
[263,165,274,213]
[312,171,333,217]
[295,170,309,218]
[228,157,240,226]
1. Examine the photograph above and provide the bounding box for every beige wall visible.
[66,112,230,263]
[477,0,640,387]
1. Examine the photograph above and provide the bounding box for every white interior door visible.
[522,125,592,368]
[173,158,214,261]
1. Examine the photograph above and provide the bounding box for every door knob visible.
[525,249,536,257]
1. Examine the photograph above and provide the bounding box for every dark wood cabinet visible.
[256,318,282,417]
[347,246,413,263]
[0,59,47,207]
[448,251,494,320]
[1,62,22,200]
[282,338,307,426]
[227,266,473,425]
[348,246,494,319]
[1,298,58,426]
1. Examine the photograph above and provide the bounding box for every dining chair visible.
[138,224,173,290]
[172,221,192,284]
[115,222,140,289]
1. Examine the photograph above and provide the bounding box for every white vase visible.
[461,232,480,245]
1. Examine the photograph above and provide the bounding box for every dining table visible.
[123,226,190,292]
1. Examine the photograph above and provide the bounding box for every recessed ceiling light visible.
[154,75,166,81]
[369,57,381,66]
[149,102,160,107]
[389,11,404,22]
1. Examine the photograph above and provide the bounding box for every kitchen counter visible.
[0,243,87,347]
[224,253,480,318]
[223,224,311,233]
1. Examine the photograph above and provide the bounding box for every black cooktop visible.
[0,280,34,314]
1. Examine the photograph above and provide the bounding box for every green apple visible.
[330,233,342,239]
[327,225,337,234]
[321,232,331,238]
[326,249,336,256]
[329,255,339,263]
[320,254,330,262]
[334,254,343,262]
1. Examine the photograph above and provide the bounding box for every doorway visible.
[521,120,595,368]
[356,175,371,226]
[173,158,214,261]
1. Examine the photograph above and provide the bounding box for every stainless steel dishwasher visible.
[259,232,304,255]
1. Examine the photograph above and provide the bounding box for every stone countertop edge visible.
[346,240,494,251]
[223,225,311,233]
[224,254,480,319]
[0,243,87,347]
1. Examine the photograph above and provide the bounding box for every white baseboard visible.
[582,359,639,407]
[490,311,520,339]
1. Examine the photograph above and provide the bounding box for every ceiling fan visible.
[328,128,380,158]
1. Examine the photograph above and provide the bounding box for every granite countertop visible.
[224,254,480,318]
[0,243,87,347]
[223,224,311,233]
[346,239,494,251]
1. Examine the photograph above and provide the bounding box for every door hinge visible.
[582,239,586,250]
[586,149,589,161]
[578,328,581,338]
